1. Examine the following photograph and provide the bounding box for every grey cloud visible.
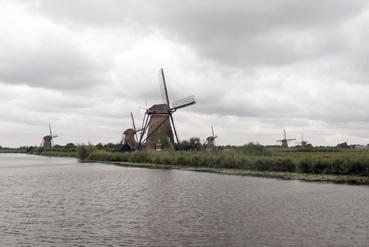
[2,0,369,147]
[24,0,369,67]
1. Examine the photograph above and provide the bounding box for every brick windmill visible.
[296,134,310,148]
[276,129,295,148]
[138,68,196,150]
[206,125,218,149]
[119,112,142,151]
[40,124,58,149]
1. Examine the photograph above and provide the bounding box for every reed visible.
[84,150,369,176]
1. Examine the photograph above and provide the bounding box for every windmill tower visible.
[206,125,218,149]
[276,129,295,148]
[138,68,196,150]
[296,134,309,148]
[40,124,58,149]
[120,112,142,151]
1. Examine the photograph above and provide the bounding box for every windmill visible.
[276,129,295,148]
[138,68,196,150]
[119,112,142,151]
[296,134,310,148]
[206,125,218,149]
[40,124,58,149]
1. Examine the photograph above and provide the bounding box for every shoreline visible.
[84,160,369,185]
[20,151,369,185]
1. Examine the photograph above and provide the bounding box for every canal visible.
[0,153,368,246]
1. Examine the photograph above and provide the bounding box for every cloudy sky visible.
[1,0,369,147]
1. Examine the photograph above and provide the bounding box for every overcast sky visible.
[1,0,369,147]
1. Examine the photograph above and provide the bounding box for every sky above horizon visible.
[1,0,369,147]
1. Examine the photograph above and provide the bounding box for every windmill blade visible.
[171,96,196,110]
[131,112,139,142]
[131,112,136,131]
[169,114,180,145]
[52,135,58,138]
[283,129,287,140]
[159,68,171,107]
[49,123,52,137]
[211,125,215,138]
[287,139,296,141]
[138,112,150,149]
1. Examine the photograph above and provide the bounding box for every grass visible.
[31,147,369,184]
[38,151,78,158]
[84,150,369,180]
[100,150,369,174]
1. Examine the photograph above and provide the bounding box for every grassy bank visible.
[81,150,369,184]
[37,151,78,158]
[29,146,369,184]
[102,161,369,185]
[85,150,369,175]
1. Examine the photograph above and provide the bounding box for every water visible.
[0,154,369,246]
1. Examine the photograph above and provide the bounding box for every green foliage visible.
[39,151,78,158]
[297,159,312,173]
[29,141,369,178]
[77,145,96,160]
[240,143,269,155]
[179,137,203,151]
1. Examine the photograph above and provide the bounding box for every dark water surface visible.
[1,154,369,246]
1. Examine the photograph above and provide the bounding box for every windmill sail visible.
[172,96,196,110]
[159,68,171,106]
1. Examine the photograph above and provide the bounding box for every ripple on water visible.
[0,154,369,246]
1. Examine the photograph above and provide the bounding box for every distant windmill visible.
[276,129,295,148]
[138,68,196,150]
[296,134,310,147]
[119,112,142,151]
[206,125,218,149]
[40,124,58,149]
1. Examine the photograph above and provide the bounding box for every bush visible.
[273,159,295,172]
[311,160,329,174]
[128,152,149,163]
[77,145,96,160]
[297,159,312,173]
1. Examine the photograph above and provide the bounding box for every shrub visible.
[311,160,329,174]
[77,145,96,160]
[297,159,312,173]
[273,159,295,172]
[128,152,149,163]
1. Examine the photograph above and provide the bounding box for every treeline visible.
[0,146,30,153]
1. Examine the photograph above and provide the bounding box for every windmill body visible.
[41,124,58,149]
[296,134,309,148]
[145,104,174,150]
[119,112,141,151]
[42,135,53,149]
[121,128,137,147]
[206,126,218,149]
[138,68,196,151]
[206,136,216,148]
[276,129,295,148]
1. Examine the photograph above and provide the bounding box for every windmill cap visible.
[148,104,170,114]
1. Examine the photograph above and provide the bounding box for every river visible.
[0,153,368,246]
